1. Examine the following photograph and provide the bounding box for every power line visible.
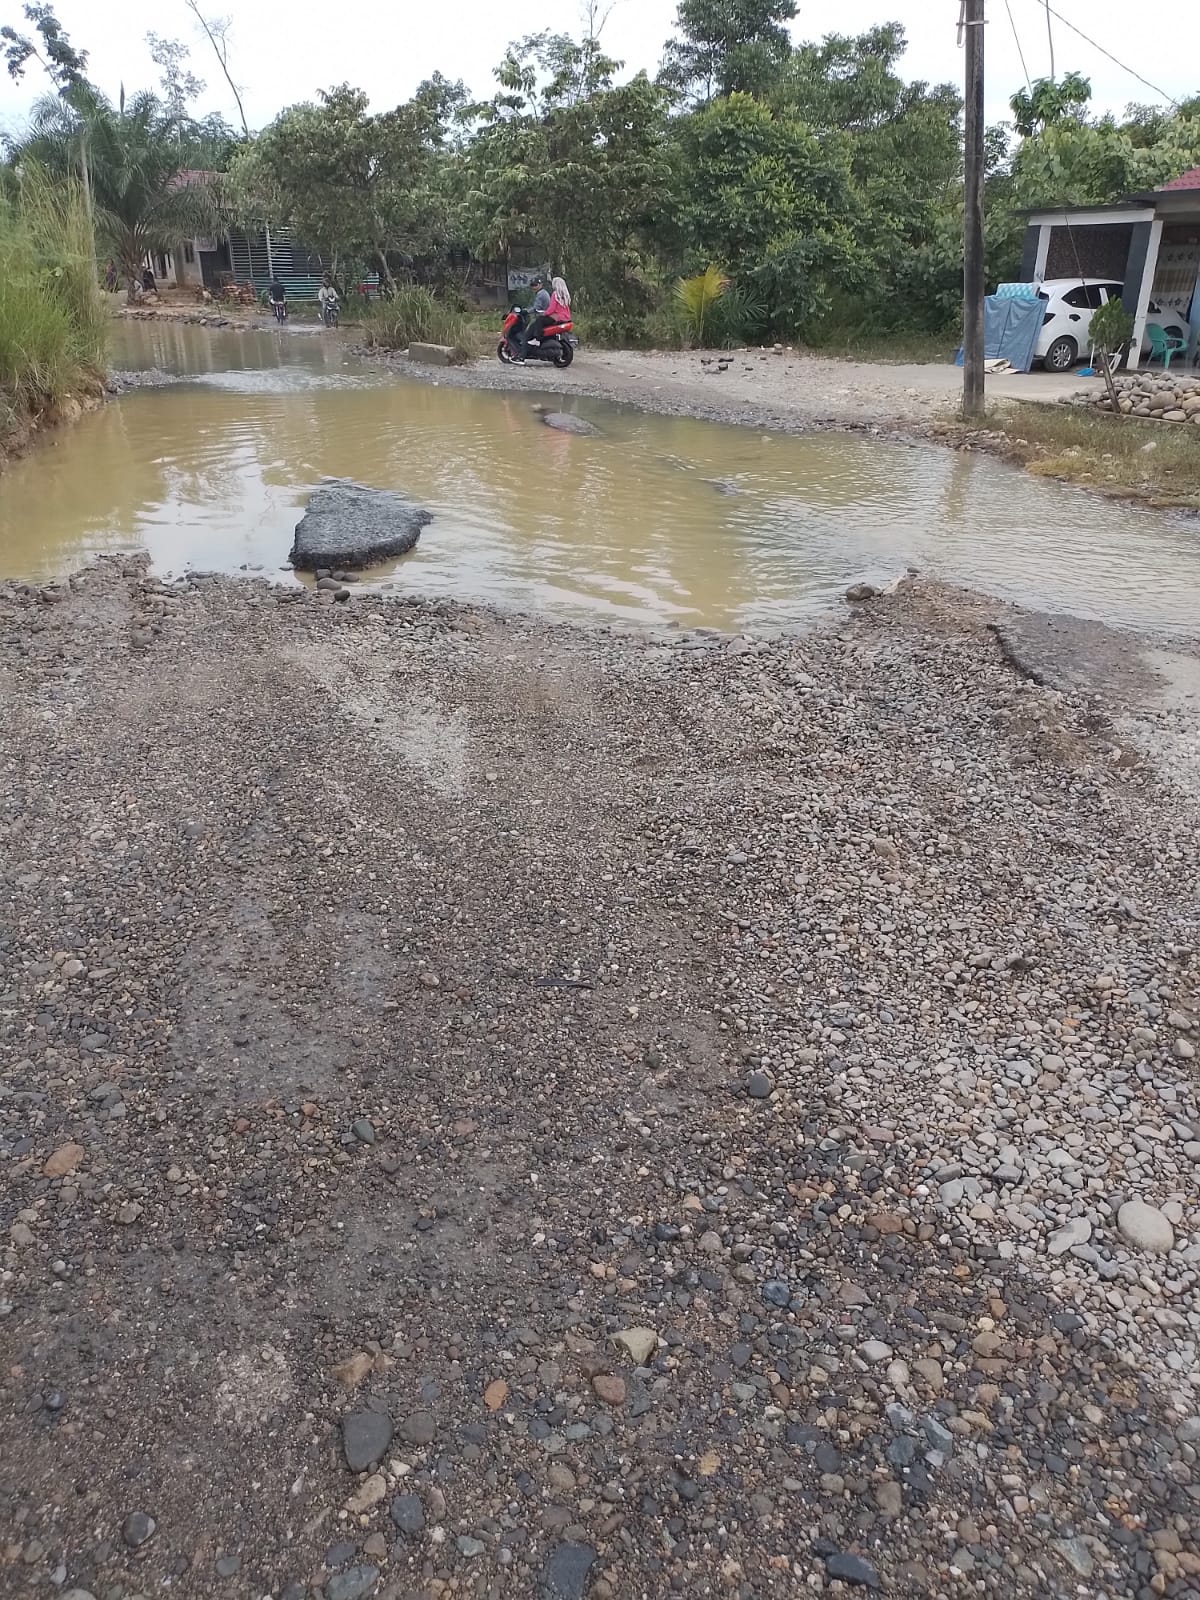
[1036,1,1179,106]
[1005,0,1033,95]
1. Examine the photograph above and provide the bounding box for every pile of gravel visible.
[1,559,1197,1600]
[1089,370,1200,423]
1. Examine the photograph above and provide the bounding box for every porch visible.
[1020,169,1200,370]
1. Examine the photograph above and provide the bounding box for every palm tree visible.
[14,87,222,297]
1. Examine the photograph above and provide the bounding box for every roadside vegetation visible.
[0,168,105,444]
[360,287,480,359]
[976,404,1200,509]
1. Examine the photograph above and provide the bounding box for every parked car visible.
[1034,279,1192,369]
[1034,278,1124,371]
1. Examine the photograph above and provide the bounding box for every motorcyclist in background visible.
[317,272,340,325]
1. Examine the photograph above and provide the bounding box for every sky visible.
[0,0,1197,141]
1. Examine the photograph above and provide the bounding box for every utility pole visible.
[961,0,986,420]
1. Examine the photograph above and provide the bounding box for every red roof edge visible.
[1158,165,1200,192]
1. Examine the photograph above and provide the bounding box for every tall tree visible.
[184,0,249,138]
[230,82,465,288]
[1,2,87,93]
[675,91,858,333]
[13,89,222,294]
[146,34,205,122]
[1009,72,1092,138]
[659,0,797,103]
[464,33,674,299]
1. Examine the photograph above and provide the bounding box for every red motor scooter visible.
[498,304,576,367]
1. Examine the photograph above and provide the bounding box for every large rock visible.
[541,412,599,437]
[407,341,466,367]
[290,480,431,571]
[1117,1199,1175,1254]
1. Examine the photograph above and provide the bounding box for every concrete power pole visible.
[961,0,986,420]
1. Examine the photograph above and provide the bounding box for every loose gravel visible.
[1,558,1198,1600]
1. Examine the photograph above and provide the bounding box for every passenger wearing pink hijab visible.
[547,275,572,321]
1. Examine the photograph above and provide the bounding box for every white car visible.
[1034,278,1192,370]
[1034,278,1124,371]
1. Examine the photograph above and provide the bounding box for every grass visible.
[805,327,959,365]
[980,401,1200,509]
[360,287,489,359]
[0,168,107,440]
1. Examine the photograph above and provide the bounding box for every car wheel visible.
[1043,335,1078,372]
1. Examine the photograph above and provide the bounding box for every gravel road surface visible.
[2,561,1198,1600]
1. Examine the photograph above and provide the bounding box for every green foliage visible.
[230,81,466,288]
[712,278,768,344]
[11,88,223,293]
[675,92,859,338]
[675,265,728,344]
[361,286,475,355]
[2,2,88,93]
[1089,297,1134,357]
[660,0,797,102]
[0,165,105,429]
[462,35,674,301]
[1010,73,1092,138]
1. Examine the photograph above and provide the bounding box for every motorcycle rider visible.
[268,276,287,319]
[514,274,551,360]
[317,272,339,324]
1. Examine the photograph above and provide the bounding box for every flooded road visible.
[2,320,1197,631]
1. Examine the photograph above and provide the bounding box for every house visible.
[1019,167,1200,367]
[155,171,342,299]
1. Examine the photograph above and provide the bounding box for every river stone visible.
[541,412,599,437]
[390,1493,425,1536]
[1117,1199,1174,1253]
[825,1551,881,1589]
[612,1327,658,1365]
[290,480,431,571]
[342,1410,393,1470]
[325,1565,380,1600]
[540,1541,596,1598]
[122,1511,156,1547]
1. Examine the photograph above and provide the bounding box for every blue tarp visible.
[955,292,1044,373]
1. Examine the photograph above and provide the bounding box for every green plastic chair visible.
[1146,323,1187,369]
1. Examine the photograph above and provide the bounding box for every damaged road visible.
[1,560,1198,1600]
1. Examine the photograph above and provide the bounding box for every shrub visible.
[361,286,475,356]
[675,265,729,346]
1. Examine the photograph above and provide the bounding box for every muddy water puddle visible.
[2,321,1197,632]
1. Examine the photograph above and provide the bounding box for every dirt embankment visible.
[2,559,1198,1600]
[0,388,108,476]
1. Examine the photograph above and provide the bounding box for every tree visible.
[660,0,797,103]
[674,92,859,334]
[1088,296,1134,412]
[146,34,205,121]
[1009,72,1092,138]
[1,2,87,93]
[463,33,675,303]
[13,89,222,295]
[770,25,961,327]
[229,82,465,288]
[184,1,249,138]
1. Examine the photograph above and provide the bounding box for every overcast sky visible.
[0,0,1196,140]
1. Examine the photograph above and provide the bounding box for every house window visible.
[183,242,195,264]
